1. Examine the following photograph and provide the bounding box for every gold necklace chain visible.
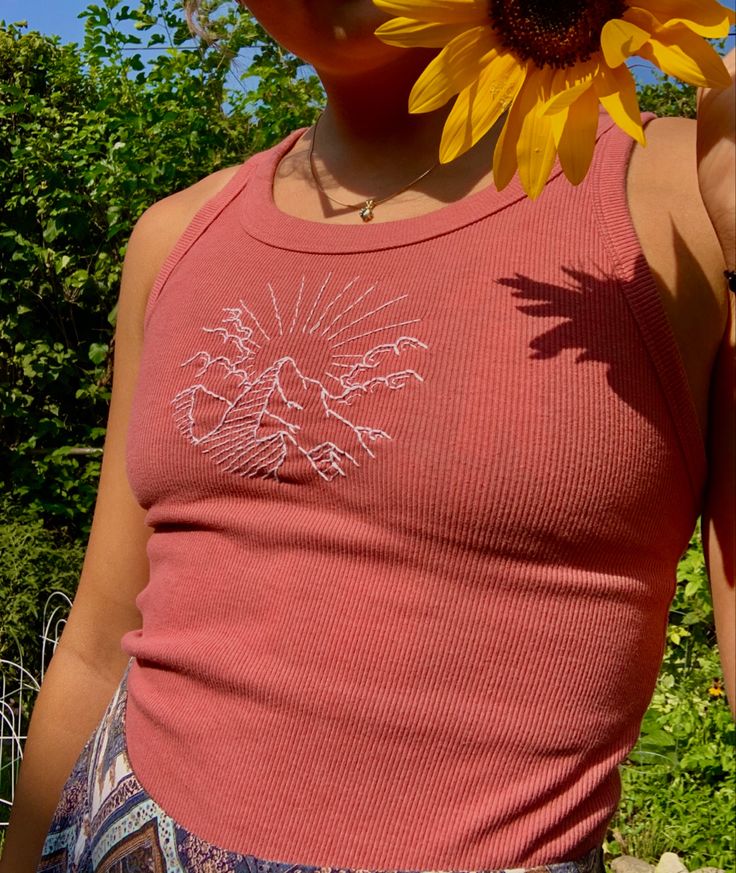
[307,111,440,223]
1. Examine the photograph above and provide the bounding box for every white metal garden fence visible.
[0,591,71,827]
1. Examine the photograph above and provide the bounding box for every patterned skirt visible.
[38,659,606,873]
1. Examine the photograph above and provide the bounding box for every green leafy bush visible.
[638,78,697,119]
[0,496,84,679]
[606,528,735,870]
[0,1,322,537]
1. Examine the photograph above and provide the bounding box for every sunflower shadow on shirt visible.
[495,237,711,454]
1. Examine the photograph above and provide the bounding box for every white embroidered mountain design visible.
[171,274,428,481]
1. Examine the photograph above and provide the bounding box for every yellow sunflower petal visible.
[375,18,472,47]
[632,0,735,38]
[516,68,559,200]
[555,86,601,185]
[600,18,652,68]
[593,62,646,145]
[372,0,487,24]
[543,60,598,115]
[439,50,526,163]
[492,94,522,191]
[549,105,568,150]
[408,26,499,113]
[638,23,733,88]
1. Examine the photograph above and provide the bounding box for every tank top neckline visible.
[239,113,616,255]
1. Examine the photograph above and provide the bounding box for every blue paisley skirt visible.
[38,658,606,873]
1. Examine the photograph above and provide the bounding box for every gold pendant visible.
[359,200,375,222]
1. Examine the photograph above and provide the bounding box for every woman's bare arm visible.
[697,52,736,720]
[0,166,239,873]
[702,291,735,720]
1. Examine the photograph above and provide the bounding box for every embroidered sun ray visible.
[239,298,271,342]
[320,283,380,336]
[268,283,284,336]
[325,294,411,342]
[324,370,346,385]
[309,277,360,335]
[290,275,305,335]
[331,318,423,349]
[302,272,333,333]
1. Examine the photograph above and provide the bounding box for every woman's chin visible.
[242,0,397,75]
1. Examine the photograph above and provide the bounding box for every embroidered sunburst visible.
[171,275,428,483]
[373,0,735,198]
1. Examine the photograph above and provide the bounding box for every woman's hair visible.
[184,0,211,41]
[183,1,202,35]
[185,0,245,44]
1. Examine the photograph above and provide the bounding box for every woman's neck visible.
[317,51,450,175]
[271,52,508,223]
[310,51,507,199]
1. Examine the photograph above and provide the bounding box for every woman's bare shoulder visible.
[134,164,241,247]
[628,115,726,296]
[627,115,728,438]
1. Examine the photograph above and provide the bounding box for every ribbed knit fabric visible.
[122,109,706,870]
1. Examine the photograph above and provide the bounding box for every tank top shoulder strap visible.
[590,110,707,512]
[143,153,262,330]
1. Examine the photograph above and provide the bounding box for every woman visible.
[2,1,734,871]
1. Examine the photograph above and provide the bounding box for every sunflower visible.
[373,0,735,198]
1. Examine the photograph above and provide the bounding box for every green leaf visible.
[88,342,109,365]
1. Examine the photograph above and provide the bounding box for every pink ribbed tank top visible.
[122,109,706,869]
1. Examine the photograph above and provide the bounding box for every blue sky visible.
[2,0,91,44]
[3,0,735,86]
[2,0,89,44]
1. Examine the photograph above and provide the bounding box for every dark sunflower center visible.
[488,0,627,68]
